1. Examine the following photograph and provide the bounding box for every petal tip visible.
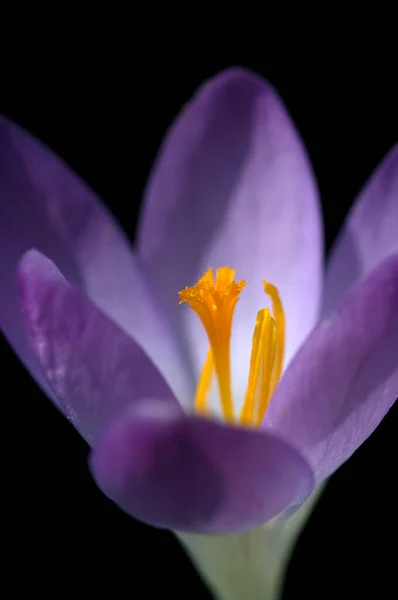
[17,249,65,292]
[198,66,276,103]
[18,247,46,269]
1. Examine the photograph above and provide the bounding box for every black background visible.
[1,40,397,599]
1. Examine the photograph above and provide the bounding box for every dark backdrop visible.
[1,45,397,599]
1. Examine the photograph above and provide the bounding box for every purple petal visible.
[89,399,314,534]
[138,67,323,397]
[0,116,192,404]
[18,249,178,445]
[323,144,398,317]
[265,255,398,481]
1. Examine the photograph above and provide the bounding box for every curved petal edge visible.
[90,399,315,534]
[266,255,398,481]
[17,249,178,445]
[323,144,398,316]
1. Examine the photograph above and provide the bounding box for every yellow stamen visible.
[263,281,285,397]
[240,309,277,426]
[194,349,213,415]
[179,267,246,422]
[179,267,285,428]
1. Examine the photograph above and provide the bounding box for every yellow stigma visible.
[178,267,285,428]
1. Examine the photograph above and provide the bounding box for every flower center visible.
[178,267,285,428]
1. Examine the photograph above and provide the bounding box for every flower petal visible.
[323,144,398,317]
[265,255,398,481]
[138,67,323,397]
[0,116,192,404]
[17,249,178,445]
[89,399,314,534]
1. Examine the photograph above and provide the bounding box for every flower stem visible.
[177,485,325,600]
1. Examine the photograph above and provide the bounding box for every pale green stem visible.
[176,485,326,600]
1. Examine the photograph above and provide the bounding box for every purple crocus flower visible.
[0,68,397,559]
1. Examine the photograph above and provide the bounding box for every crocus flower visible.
[0,68,396,600]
